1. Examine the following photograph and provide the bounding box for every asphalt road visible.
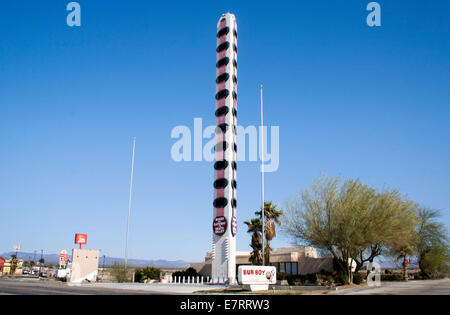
[335,279,450,295]
[0,280,172,295]
[2,278,449,295]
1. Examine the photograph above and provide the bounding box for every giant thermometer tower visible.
[212,13,238,283]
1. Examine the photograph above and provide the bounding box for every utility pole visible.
[260,84,265,266]
[40,249,43,274]
[13,245,20,258]
[102,255,106,281]
[125,137,136,266]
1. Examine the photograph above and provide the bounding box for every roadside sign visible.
[238,265,277,285]
[59,250,68,266]
[75,234,87,246]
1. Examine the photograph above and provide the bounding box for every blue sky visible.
[0,0,449,262]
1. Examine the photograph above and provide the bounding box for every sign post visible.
[13,245,21,257]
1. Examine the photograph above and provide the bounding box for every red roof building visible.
[0,257,5,274]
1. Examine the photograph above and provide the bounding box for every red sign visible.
[59,250,68,266]
[238,266,277,285]
[75,234,87,245]
[213,216,227,236]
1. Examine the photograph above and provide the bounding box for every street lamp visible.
[125,137,136,266]
[260,84,265,266]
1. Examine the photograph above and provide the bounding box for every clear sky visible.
[1,1,449,262]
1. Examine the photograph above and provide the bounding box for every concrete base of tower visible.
[209,276,238,285]
[211,232,236,283]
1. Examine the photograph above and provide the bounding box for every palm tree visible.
[244,218,262,265]
[396,246,413,281]
[10,254,18,275]
[389,218,418,281]
[255,202,284,264]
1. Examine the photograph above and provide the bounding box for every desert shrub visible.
[286,273,317,286]
[352,272,366,285]
[277,272,288,280]
[172,267,199,278]
[381,273,404,281]
[110,262,133,283]
[286,275,302,285]
[135,266,163,283]
[315,273,336,286]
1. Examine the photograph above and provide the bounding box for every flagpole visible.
[260,85,265,266]
[125,137,136,266]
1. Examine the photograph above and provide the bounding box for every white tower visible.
[212,13,238,284]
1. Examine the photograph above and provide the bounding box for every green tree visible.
[352,188,418,273]
[415,208,450,279]
[282,176,417,284]
[420,245,450,278]
[135,266,163,283]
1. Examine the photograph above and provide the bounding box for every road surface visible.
[2,278,449,295]
[335,279,450,295]
[0,279,173,295]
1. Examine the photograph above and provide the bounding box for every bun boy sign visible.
[238,265,277,291]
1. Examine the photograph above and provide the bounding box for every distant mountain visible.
[99,256,190,269]
[2,251,421,271]
[0,252,190,269]
[374,257,419,269]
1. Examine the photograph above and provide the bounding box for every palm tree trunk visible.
[402,256,410,281]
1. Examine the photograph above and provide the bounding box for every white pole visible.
[125,137,136,266]
[260,85,265,266]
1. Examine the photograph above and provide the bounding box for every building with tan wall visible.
[191,246,333,277]
[1,259,24,275]
[70,249,99,283]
